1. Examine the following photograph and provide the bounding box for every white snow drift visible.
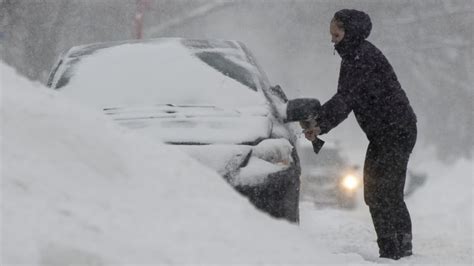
[1,63,363,264]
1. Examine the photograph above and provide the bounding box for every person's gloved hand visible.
[299,120,321,142]
[303,127,321,142]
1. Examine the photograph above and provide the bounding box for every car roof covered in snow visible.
[47,38,270,109]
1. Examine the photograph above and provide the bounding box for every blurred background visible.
[1,0,472,167]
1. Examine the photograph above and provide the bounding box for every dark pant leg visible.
[364,126,417,240]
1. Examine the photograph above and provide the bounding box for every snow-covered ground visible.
[1,62,472,265]
[300,156,473,265]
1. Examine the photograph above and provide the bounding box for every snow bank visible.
[406,157,473,264]
[1,63,367,265]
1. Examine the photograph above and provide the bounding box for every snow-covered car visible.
[298,139,360,209]
[46,38,301,222]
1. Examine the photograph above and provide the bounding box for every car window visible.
[194,51,258,92]
[53,58,80,89]
[182,39,260,92]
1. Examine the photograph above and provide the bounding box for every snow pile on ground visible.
[1,63,367,265]
[299,148,473,265]
[2,62,472,265]
[407,157,473,264]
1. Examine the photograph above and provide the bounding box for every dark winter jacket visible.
[317,9,417,141]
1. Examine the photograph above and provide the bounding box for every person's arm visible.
[317,53,377,135]
[316,91,352,135]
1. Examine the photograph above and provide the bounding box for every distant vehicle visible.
[47,38,301,222]
[297,139,360,209]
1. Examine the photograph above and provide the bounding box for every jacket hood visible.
[334,9,372,58]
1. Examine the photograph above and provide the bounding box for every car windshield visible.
[51,39,267,109]
[182,39,260,92]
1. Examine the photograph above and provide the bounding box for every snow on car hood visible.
[104,104,272,144]
[50,39,274,145]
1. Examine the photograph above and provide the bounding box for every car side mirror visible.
[270,84,288,103]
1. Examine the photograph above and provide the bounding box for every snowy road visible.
[300,157,473,265]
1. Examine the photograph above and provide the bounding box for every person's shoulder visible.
[357,41,385,63]
[358,41,381,56]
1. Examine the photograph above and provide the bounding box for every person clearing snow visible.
[296,9,418,260]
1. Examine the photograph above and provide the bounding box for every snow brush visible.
[285,98,325,153]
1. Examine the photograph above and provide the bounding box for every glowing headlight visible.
[341,174,359,190]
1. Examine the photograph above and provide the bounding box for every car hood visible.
[104,104,272,145]
[106,105,295,183]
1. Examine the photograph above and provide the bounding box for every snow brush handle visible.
[312,138,325,154]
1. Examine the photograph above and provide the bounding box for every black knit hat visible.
[334,9,372,41]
